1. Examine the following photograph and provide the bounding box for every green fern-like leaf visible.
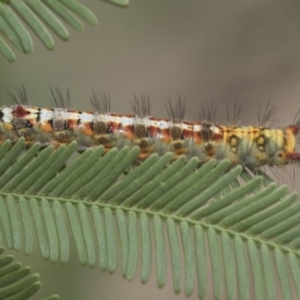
[0,138,299,299]
[0,0,130,62]
[0,246,58,299]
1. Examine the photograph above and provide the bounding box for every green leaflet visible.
[126,211,138,281]
[166,218,181,293]
[0,0,127,62]
[0,246,57,299]
[0,140,298,299]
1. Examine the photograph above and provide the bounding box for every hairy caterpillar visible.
[0,86,299,170]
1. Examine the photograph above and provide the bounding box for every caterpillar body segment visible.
[0,88,299,169]
[0,104,298,169]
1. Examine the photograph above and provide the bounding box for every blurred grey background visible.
[1,0,300,299]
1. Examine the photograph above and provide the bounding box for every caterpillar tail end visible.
[286,152,300,162]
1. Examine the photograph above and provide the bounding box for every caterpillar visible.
[0,85,299,170]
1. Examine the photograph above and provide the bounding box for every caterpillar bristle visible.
[90,89,111,114]
[6,85,28,106]
[131,94,150,118]
[199,100,217,123]
[166,96,185,123]
[49,87,70,109]
[257,99,277,127]
[226,100,241,127]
